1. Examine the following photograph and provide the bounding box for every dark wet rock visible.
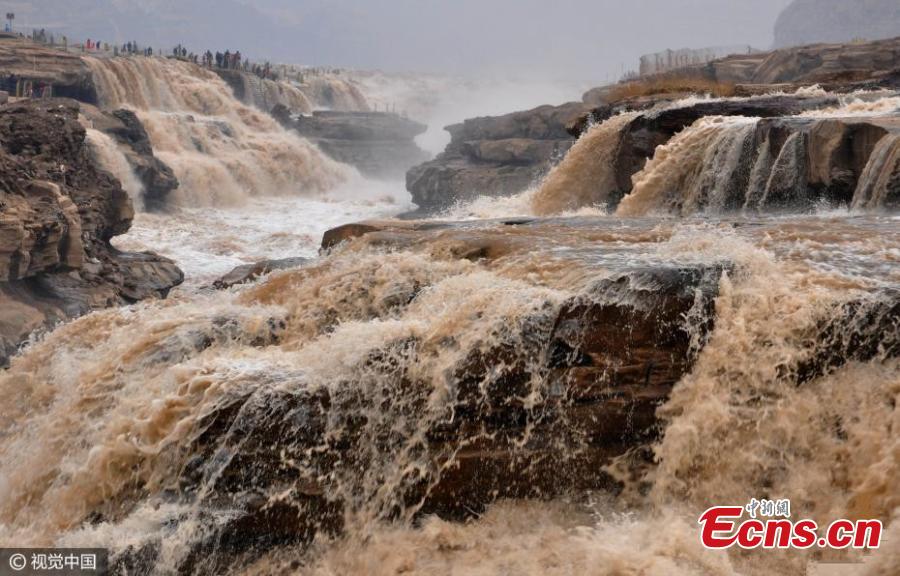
[0,99,182,367]
[80,104,180,210]
[286,110,429,179]
[797,289,900,384]
[107,109,179,210]
[571,94,841,139]
[405,102,588,214]
[118,233,724,570]
[212,257,309,289]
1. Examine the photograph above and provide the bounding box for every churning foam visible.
[84,56,352,206]
[112,181,410,287]
[800,95,900,118]
[1,215,896,575]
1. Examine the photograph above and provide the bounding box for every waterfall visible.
[683,119,757,213]
[756,131,810,209]
[83,57,352,207]
[84,128,146,209]
[0,218,896,574]
[301,75,370,111]
[529,93,900,219]
[530,112,639,215]
[617,116,759,217]
[240,74,314,114]
[852,133,900,209]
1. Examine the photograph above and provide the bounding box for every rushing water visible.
[2,213,897,575]
[84,127,147,207]
[83,56,353,206]
[113,185,410,286]
[447,91,899,220]
[1,59,899,575]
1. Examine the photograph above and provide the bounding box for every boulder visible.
[405,102,588,213]
[0,99,182,366]
[106,109,180,210]
[212,257,309,289]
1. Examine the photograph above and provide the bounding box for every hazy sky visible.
[260,0,794,80]
[20,0,796,83]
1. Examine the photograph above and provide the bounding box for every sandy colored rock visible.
[0,99,182,366]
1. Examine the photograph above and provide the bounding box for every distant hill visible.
[774,0,900,48]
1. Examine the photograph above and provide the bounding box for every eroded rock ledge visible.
[0,99,183,366]
[405,102,588,215]
[281,109,430,180]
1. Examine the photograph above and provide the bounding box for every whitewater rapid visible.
[2,209,897,575]
[113,184,410,286]
[84,56,353,206]
[1,56,898,576]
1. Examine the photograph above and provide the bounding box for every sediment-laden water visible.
[1,61,898,575]
[1,211,897,575]
[84,56,352,206]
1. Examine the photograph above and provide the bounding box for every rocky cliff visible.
[405,102,587,214]
[0,34,98,103]
[774,0,900,49]
[0,99,182,366]
[594,36,900,96]
[698,35,900,88]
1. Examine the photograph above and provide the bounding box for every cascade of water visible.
[301,76,370,112]
[756,131,810,210]
[83,57,352,207]
[1,218,894,575]
[852,133,900,209]
[683,120,757,214]
[84,128,146,208]
[616,117,755,217]
[743,134,775,210]
[240,74,313,114]
[530,112,639,215]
